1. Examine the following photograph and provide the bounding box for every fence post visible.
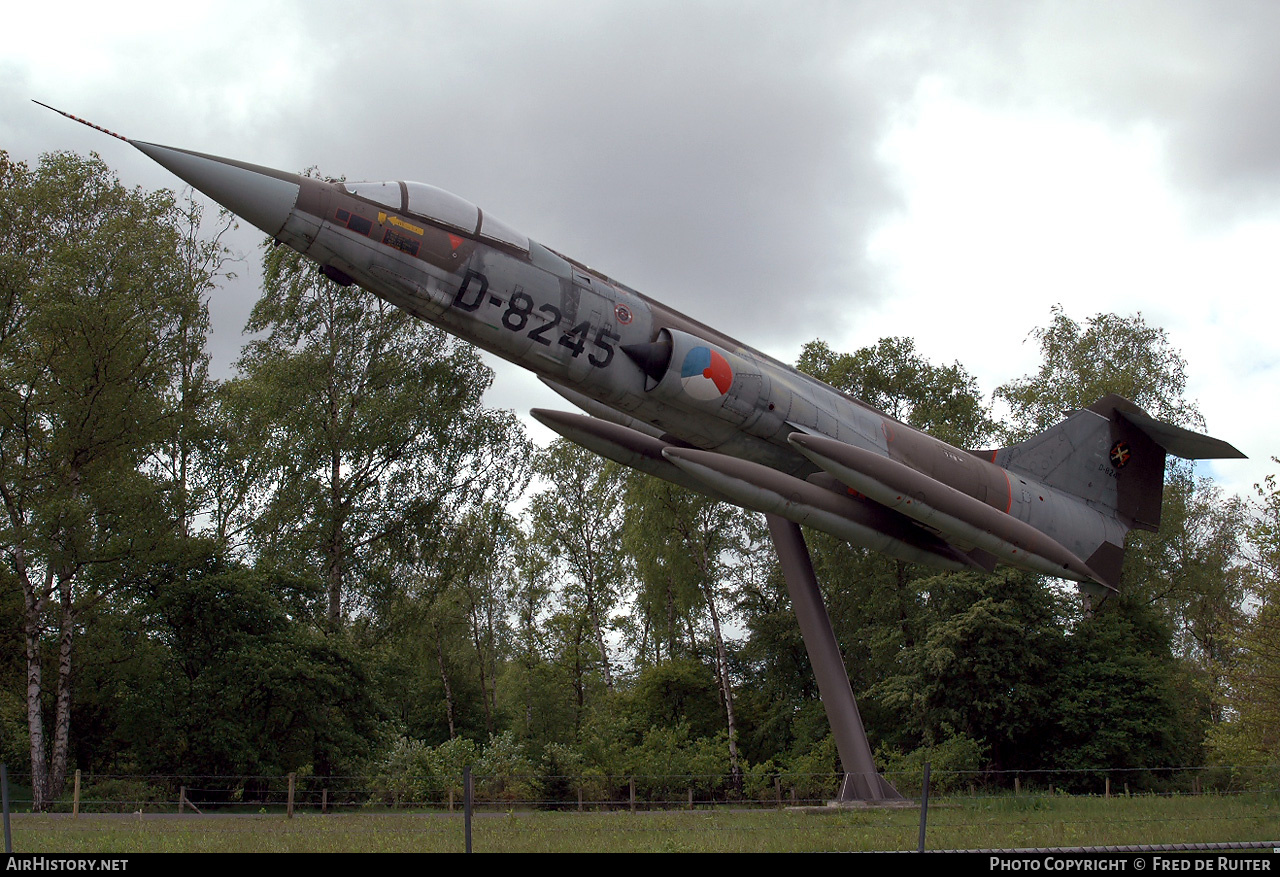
[775,776,782,808]
[73,769,80,819]
[287,773,295,819]
[577,786,583,812]
[2,764,12,854]
[918,761,931,854]
[464,766,473,854]
[179,785,185,814]
[630,777,636,813]
[1105,777,1111,798]
[687,787,693,810]
[322,788,328,814]
[1014,776,1020,796]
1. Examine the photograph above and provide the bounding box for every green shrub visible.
[780,734,841,801]
[73,777,168,813]
[476,731,539,803]
[368,736,436,805]
[742,758,780,803]
[877,732,987,796]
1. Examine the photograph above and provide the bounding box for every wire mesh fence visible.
[4,764,1278,854]
[2,764,1277,814]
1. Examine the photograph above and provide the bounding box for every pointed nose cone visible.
[132,141,301,237]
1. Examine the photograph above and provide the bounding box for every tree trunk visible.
[666,573,678,659]
[4,490,52,811]
[894,561,915,649]
[467,600,495,735]
[435,632,456,739]
[702,579,742,784]
[49,579,76,804]
[689,520,741,786]
[24,581,49,811]
[327,443,345,626]
[571,617,587,731]
[585,584,614,692]
[324,348,345,627]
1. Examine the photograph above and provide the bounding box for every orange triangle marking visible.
[448,234,463,250]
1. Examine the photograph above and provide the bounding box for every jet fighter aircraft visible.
[38,103,1243,598]
[42,103,1245,802]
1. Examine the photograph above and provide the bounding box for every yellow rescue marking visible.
[377,212,425,236]
[390,216,425,235]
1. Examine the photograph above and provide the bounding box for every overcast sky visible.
[4,0,1277,501]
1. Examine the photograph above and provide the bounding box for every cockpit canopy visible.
[343,181,529,252]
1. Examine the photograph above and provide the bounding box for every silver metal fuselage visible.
[130,141,1139,586]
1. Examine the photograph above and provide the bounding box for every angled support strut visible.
[766,514,902,802]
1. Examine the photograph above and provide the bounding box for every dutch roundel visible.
[680,346,734,401]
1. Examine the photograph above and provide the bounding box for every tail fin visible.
[986,395,1244,588]
[993,394,1245,528]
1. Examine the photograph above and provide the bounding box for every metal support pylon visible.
[766,514,902,802]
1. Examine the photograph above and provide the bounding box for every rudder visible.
[992,394,1245,534]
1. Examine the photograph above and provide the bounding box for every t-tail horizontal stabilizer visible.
[979,395,1246,591]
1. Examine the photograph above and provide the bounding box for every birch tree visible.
[528,441,628,695]
[0,151,210,809]
[622,475,750,783]
[230,242,526,625]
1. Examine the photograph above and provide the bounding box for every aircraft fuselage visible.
[269,171,1128,581]
[107,137,1240,591]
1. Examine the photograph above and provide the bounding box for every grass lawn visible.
[7,792,1279,853]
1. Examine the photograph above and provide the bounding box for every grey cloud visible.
[15,0,1279,375]
[898,1,1280,217]
[273,2,911,347]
